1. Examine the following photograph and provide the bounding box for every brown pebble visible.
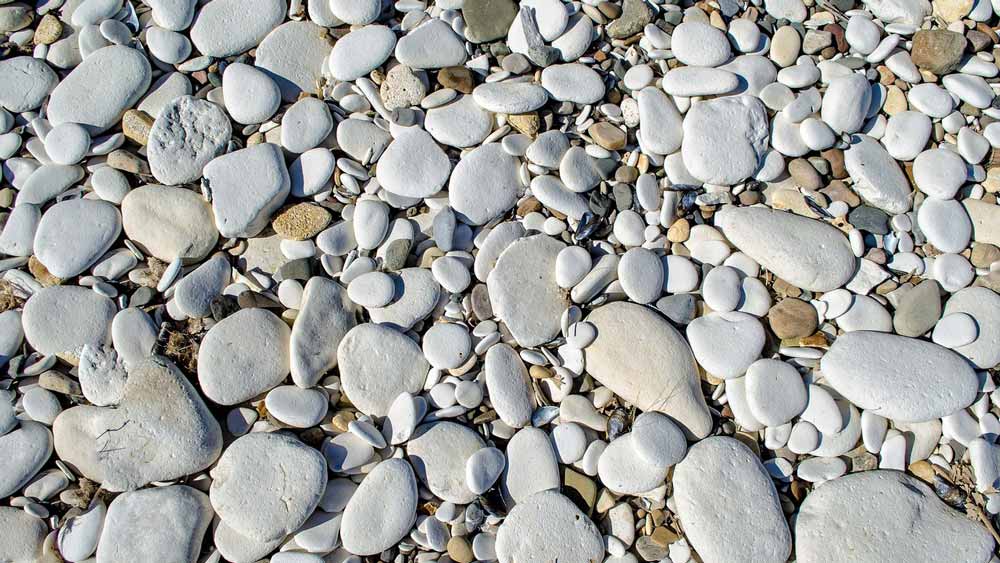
[271,203,332,240]
[28,256,62,286]
[589,121,626,150]
[971,243,1000,267]
[529,365,553,379]
[507,112,540,137]
[666,218,690,242]
[821,179,860,207]
[788,158,822,189]
[438,66,475,93]
[820,148,847,179]
[768,298,818,339]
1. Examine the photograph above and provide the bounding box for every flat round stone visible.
[913,148,967,199]
[795,471,993,563]
[147,96,231,186]
[0,56,57,113]
[687,311,765,379]
[121,185,219,262]
[449,143,521,226]
[422,322,471,370]
[23,286,115,359]
[34,198,121,279]
[337,323,429,416]
[222,63,281,125]
[328,24,396,81]
[671,22,732,67]
[617,247,663,304]
[472,82,549,114]
[189,0,285,57]
[487,235,568,347]
[681,95,769,185]
[376,128,451,198]
[407,422,485,504]
[197,308,291,405]
[495,490,603,563]
[540,63,605,104]
[745,359,807,426]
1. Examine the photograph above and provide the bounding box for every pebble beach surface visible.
[1,0,1000,562]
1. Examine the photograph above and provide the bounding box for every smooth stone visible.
[57,498,104,560]
[702,265,742,312]
[32,198,118,279]
[264,385,328,428]
[617,247,663,304]
[0,203,42,256]
[540,63,605,104]
[913,148,967,200]
[422,322,471,369]
[745,358,807,426]
[715,206,856,292]
[965,198,1000,247]
[501,427,560,504]
[908,83,954,118]
[322,431,374,473]
[341,459,418,555]
[254,21,332,102]
[821,74,872,134]
[146,26,191,64]
[495,490,603,563]
[97,485,213,563]
[681,95,769,185]
[425,95,494,149]
[281,97,333,154]
[23,286,114,359]
[821,330,978,422]
[54,357,222,491]
[189,0,285,57]
[720,54,779,97]
[376,129,451,198]
[0,507,46,562]
[347,271,395,308]
[631,411,687,468]
[0,310,22,368]
[526,131,570,168]
[204,143,290,238]
[328,24,396,81]
[472,81,549,114]
[121,185,218,262]
[662,66,740,97]
[407,422,485,504]
[111,307,157,367]
[289,148,336,197]
[917,198,971,253]
[222,63,281,124]
[559,146,604,193]
[210,432,326,541]
[555,245,591,289]
[449,143,521,226]
[585,302,712,439]
[484,343,534,428]
[487,235,568,347]
[0,421,51,497]
[395,18,467,69]
[0,56,57,113]
[598,433,668,494]
[47,45,152,134]
[674,437,791,563]
[44,122,90,165]
[795,470,993,563]
[942,73,994,109]
[943,286,1000,369]
[882,111,932,161]
[843,135,911,214]
[198,308,291,405]
[637,87,683,156]
[838,294,892,332]
[671,21,732,67]
[338,323,429,416]
[16,164,85,206]
[932,312,978,348]
[173,253,230,318]
[466,446,505,494]
[329,0,379,23]
[368,268,441,331]
[687,311,765,379]
[138,72,193,118]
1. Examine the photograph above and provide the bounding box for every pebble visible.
[55,357,221,491]
[687,311,764,379]
[210,432,325,541]
[450,143,521,226]
[377,129,451,198]
[395,18,467,69]
[821,330,978,422]
[205,143,290,238]
[34,199,120,279]
[425,95,493,149]
[47,46,151,133]
[198,308,291,405]
[681,95,769,185]
[338,323,429,416]
[484,343,534,428]
[495,490,603,563]
[842,134,911,214]
[671,22,732,67]
[408,422,485,504]
[341,459,418,555]
[223,63,281,124]
[0,507,47,562]
[913,148,968,200]
[501,427,560,503]
[0,421,51,498]
[586,302,712,439]
[540,63,605,104]
[473,81,548,114]
[795,471,993,562]
[121,185,218,262]
[488,235,567,347]
[190,0,285,57]
[674,437,791,563]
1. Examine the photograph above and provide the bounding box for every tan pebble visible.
[271,203,332,240]
[28,256,62,286]
[666,218,689,242]
[588,122,626,150]
[122,109,154,146]
[649,526,679,547]
[447,537,474,563]
[106,149,150,175]
[529,365,552,379]
[507,112,540,137]
[33,13,63,45]
[768,297,818,339]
